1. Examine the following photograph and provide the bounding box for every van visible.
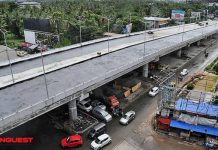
[88,122,106,139]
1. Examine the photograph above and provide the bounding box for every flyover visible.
[0,21,218,134]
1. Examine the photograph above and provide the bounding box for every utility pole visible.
[0,29,14,83]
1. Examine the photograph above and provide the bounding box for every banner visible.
[171,10,185,21]
[191,12,201,19]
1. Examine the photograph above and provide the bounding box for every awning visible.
[170,120,218,137]
[175,98,218,117]
[157,117,171,125]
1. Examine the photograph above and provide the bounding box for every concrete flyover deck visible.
[0,22,217,88]
[0,22,214,78]
[0,21,218,134]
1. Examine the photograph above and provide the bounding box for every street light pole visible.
[107,18,110,53]
[129,13,132,23]
[129,13,131,36]
[182,22,185,42]
[79,17,82,46]
[38,40,49,100]
[144,22,146,55]
[201,24,204,38]
[0,29,14,83]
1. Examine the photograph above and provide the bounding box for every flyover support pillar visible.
[177,49,182,58]
[197,41,201,47]
[69,99,77,121]
[142,64,149,78]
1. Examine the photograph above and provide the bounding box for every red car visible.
[108,95,120,107]
[61,134,83,148]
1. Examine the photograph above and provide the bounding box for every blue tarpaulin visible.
[170,120,218,136]
[175,98,218,117]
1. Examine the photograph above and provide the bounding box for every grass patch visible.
[205,57,218,73]
[194,75,218,92]
[4,33,24,49]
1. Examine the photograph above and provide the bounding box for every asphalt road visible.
[0,93,202,150]
[0,23,216,77]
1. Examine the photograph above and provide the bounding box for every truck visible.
[91,87,123,117]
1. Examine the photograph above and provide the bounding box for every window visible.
[102,138,108,142]
[66,137,70,143]
[101,111,108,117]
[123,114,128,119]
[84,103,90,107]
[95,138,101,144]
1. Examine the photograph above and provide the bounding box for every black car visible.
[91,100,106,110]
[87,122,106,139]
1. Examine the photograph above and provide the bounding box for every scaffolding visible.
[158,72,218,126]
[158,72,178,110]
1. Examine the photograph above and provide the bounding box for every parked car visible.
[61,134,83,148]
[119,110,135,125]
[108,105,123,117]
[148,31,154,34]
[91,134,112,150]
[197,22,204,26]
[180,69,188,76]
[77,98,93,112]
[148,87,159,97]
[91,100,106,110]
[88,122,106,139]
[92,106,112,123]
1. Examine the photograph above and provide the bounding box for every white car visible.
[119,110,135,125]
[180,69,188,76]
[91,134,112,150]
[148,87,159,97]
[77,98,93,112]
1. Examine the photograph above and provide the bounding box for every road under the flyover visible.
[0,89,203,150]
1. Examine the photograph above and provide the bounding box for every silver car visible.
[119,110,135,125]
[91,100,106,110]
[77,98,93,112]
[92,106,112,122]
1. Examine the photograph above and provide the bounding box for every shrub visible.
[212,96,218,105]
[187,83,194,90]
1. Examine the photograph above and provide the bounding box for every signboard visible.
[24,18,51,32]
[191,12,201,20]
[122,23,132,34]
[171,10,185,21]
[24,30,36,44]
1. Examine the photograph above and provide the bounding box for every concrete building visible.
[144,17,171,29]
[17,1,41,8]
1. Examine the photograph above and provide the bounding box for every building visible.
[16,1,41,8]
[144,17,171,29]
[209,2,218,7]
